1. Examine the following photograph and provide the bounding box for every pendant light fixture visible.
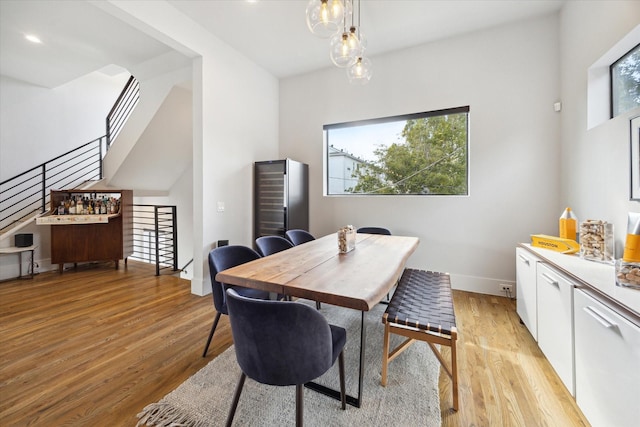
[347,56,373,85]
[306,0,345,38]
[345,0,371,84]
[329,2,359,67]
[307,0,372,84]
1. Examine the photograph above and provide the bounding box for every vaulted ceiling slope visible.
[1,0,565,87]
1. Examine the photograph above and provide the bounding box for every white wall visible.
[0,71,128,181]
[103,0,280,295]
[559,1,640,256]
[280,13,562,295]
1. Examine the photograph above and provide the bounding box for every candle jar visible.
[338,225,356,254]
[579,220,614,264]
[615,259,640,290]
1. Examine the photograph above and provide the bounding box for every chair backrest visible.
[356,226,392,235]
[255,235,294,257]
[208,245,261,313]
[226,288,334,386]
[285,229,316,246]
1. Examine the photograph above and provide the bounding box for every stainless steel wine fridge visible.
[254,159,309,241]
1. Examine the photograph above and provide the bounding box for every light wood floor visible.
[0,261,590,426]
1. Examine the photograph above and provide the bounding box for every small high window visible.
[611,43,640,118]
[324,107,469,196]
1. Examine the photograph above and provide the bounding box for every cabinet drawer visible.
[574,289,640,427]
[536,263,575,396]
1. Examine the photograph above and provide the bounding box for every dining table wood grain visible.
[215,232,420,311]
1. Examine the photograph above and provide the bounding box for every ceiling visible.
[0,0,565,88]
[0,0,172,88]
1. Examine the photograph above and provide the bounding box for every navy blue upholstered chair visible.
[202,245,270,358]
[255,235,294,257]
[285,229,316,246]
[225,288,346,427]
[356,226,392,235]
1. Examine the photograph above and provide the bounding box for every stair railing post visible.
[41,164,47,213]
[106,116,111,150]
[154,205,160,276]
[172,206,178,271]
[98,137,103,179]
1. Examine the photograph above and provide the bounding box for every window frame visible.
[323,106,470,196]
[610,43,640,119]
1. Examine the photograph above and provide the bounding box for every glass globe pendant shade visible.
[330,32,358,67]
[347,26,366,56]
[347,56,373,85]
[306,0,344,38]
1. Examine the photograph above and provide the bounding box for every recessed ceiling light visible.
[25,34,42,44]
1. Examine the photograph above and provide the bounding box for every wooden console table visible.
[36,189,133,272]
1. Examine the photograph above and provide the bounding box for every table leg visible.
[357,310,365,405]
[305,310,365,408]
[30,249,34,278]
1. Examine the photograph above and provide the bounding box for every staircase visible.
[0,69,189,279]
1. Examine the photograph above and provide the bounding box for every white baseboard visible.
[449,273,516,299]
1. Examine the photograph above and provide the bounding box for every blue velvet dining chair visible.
[225,288,346,427]
[356,226,392,235]
[285,229,316,246]
[255,235,294,257]
[202,245,271,358]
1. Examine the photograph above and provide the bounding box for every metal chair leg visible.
[338,350,346,410]
[225,373,246,427]
[202,311,222,357]
[296,383,304,426]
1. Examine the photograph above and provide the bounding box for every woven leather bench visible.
[381,268,458,411]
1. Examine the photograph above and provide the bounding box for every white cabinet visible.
[516,247,539,340]
[574,289,640,427]
[536,263,575,396]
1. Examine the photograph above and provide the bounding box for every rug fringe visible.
[136,402,211,427]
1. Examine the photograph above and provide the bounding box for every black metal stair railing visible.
[0,136,106,233]
[2,75,139,234]
[130,204,178,275]
[2,74,180,277]
[106,75,139,149]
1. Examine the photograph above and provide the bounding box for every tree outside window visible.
[325,107,469,196]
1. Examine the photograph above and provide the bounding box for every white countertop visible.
[520,243,640,319]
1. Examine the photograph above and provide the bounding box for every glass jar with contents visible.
[338,225,356,253]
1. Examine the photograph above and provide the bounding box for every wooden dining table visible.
[216,232,419,407]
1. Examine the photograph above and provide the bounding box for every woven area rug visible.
[137,300,442,427]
